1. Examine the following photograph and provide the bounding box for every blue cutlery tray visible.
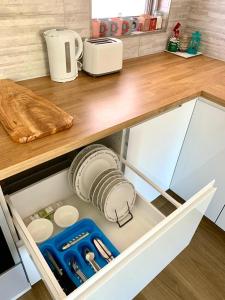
[39,218,120,288]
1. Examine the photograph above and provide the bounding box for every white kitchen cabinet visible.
[125,100,196,201]
[0,264,30,300]
[0,192,30,300]
[171,98,225,224]
[216,206,225,231]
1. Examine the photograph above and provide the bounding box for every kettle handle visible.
[71,31,83,60]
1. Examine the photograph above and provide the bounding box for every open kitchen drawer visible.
[1,148,216,300]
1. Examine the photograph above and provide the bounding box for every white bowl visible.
[54,205,79,228]
[27,218,53,243]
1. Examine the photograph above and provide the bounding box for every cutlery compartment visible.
[39,218,120,289]
[75,242,103,274]
[63,250,89,284]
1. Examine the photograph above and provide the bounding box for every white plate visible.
[27,218,53,243]
[68,144,106,188]
[91,171,115,207]
[89,168,117,203]
[54,205,79,228]
[72,145,108,192]
[72,147,105,193]
[99,177,125,212]
[103,180,136,222]
[74,149,120,202]
[100,177,126,212]
[92,169,122,207]
[98,175,123,211]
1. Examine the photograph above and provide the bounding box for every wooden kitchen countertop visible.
[0,52,225,180]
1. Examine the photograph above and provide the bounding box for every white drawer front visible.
[4,170,216,300]
[67,184,215,300]
[0,264,30,300]
[18,245,41,285]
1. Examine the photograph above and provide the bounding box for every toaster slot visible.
[87,38,116,44]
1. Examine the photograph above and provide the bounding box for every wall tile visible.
[185,0,225,61]
[0,0,65,80]
[1,0,224,81]
[64,0,90,14]
[64,0,91,37]
[139,32,169,56]
[0,1,64,15]
[64,13,90,37]
[122,36,140,59]
[0,13,64,80]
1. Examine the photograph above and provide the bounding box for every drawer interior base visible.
[9,169,165,253]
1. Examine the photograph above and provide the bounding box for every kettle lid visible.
[44,28,75,38]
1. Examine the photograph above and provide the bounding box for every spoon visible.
[84,248,101,272]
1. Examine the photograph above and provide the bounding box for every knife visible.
[93,238,114,263]
[61,232,90,251]
[46,251,77,295]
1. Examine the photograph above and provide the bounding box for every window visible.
[92,0,147,19]
[91,0,171,38]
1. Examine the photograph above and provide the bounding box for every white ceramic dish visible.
[54,205,79,228]
[89,168,116,202]
[99,177,124,212]
[74,149,120,202]
[27,218,54,243]
[72,146,105,193]
[103,180,136,222]
[68,144,106,188]
[92,169,123,208]
[97,175,123,211]
[91,172,112,207]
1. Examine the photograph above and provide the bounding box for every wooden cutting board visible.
[0,80,73,143]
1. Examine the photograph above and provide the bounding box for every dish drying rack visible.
[24,129,182,231]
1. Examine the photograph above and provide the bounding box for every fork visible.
[70,258,87,283]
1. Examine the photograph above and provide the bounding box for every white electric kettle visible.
[44,29,83,82]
